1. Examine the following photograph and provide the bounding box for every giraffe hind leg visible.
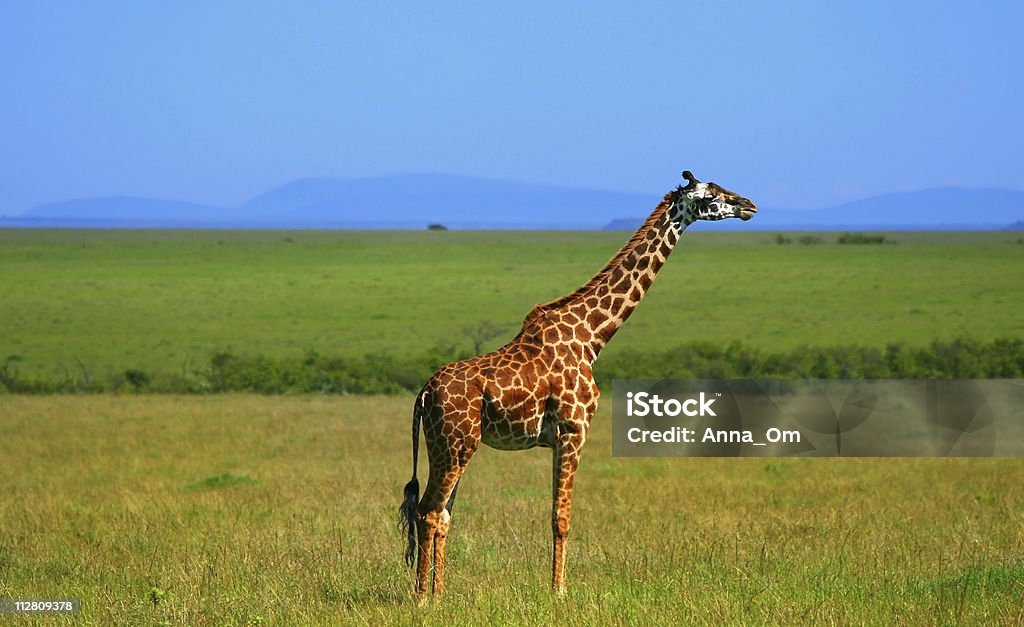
[432,478,463,599]
[414,509,435,599]
[431,507,452,597]
[417,446,475,598]
[445,479,461,515]
[415,474,460,599]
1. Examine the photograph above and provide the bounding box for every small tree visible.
[463,320,507,354]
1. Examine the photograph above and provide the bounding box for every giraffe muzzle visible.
[735,196,758,221]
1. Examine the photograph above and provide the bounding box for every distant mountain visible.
[240,173,654,228]
[604,218,644,231]
[604,187,1024,231]
[12,174,655,229]
[8,177,1024,230]
[1007,220,1024,230]
[17,196,235,227]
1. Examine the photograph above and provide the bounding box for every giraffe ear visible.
[681,171,700,190]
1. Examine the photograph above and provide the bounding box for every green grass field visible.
[2,229,1022,381]
[1,395,1021,624]
[2,229,1023,622]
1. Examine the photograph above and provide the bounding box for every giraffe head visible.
[673,171,757,222]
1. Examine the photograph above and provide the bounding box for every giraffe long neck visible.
[524,193,690,361]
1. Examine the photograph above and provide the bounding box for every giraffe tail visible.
[398,392,424,568]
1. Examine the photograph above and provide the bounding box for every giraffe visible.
[399,171,757,599]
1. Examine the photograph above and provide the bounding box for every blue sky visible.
[1,1,1021,214]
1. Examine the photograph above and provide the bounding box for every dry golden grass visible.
[1,395,1022,624]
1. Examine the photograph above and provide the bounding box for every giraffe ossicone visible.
[399,170,757,598]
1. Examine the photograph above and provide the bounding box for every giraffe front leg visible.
[551,430,585,595]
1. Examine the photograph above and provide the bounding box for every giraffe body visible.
[422,325,597,453]
[399,171,757,599]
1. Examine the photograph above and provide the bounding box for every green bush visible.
[2,338,1022,395]
[124,368,151,391]
[838,232,886,244]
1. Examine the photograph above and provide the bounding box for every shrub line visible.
[2,337,1022,395]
